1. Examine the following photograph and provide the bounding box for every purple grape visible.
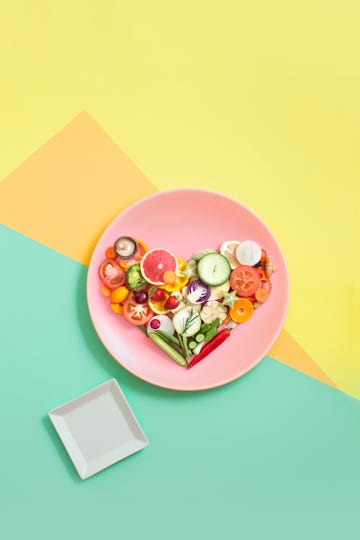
[134,290,148,304]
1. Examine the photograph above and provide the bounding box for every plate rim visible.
[86,188,290,392]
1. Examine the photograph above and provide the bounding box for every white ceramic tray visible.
[49,379,149,479]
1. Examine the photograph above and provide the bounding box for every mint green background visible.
[1,224,359,539]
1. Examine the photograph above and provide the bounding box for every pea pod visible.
[154,329,180,346]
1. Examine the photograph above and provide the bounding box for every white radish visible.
[235,241,262,266]
[147,315,175,335]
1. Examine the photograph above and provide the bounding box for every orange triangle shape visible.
[269,329,337,388]
[0,111,157,265]
[0,111,336,389]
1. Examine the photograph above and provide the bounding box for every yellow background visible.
[1,1,359,397]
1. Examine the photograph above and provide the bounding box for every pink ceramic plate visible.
[87,189,289,391]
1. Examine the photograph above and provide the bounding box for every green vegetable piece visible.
[125,264,147,290]
[138,325,148,335]
[204,325,218,342]
[183,259,198,279]
[222,290,239,308]
[192,249,217,261]
[188,340,197,350]
[200,318,221,342]
[148,332,187,367]
[197,253,231,286]
[154,329,180,346]
[172,307,201,337]
[195,333,205,343]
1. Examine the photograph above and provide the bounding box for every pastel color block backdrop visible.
[1,2,359,538]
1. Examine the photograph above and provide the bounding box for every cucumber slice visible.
[197,254,231,286]
[192,249,216,261]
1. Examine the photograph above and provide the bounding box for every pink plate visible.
[87,189,289,391]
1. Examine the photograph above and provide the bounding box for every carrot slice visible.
[255,287,269,303]
[163,270,177,284]
[105,247,117,259]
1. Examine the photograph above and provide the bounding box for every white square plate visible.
[49,379,149,479]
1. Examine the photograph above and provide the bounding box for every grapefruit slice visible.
[140,248,179,285]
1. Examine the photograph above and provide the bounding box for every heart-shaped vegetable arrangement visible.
[98,237,275,369]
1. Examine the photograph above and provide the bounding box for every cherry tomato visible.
[229,265,261,297]
[98,259,126,289]
[105,247,117,259]
[122,293,154,326]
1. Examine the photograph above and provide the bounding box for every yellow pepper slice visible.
[161,274,189,292]
[177,258,187,271]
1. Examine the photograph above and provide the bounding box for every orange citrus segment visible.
[148,291,171,314]
[230,298,254,323]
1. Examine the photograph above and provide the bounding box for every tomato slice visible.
[98,259,126,289]
[122,293,154,326]
[229,265,261,297]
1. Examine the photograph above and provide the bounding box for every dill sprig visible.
[182,308,199,335]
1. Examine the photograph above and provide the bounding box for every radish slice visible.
[147,315,175,335]
[235,241,262,266]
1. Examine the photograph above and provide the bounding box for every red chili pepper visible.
[187,328,231,369]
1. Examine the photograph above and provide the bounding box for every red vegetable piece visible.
[230,266,261,298]
[122,293,154,326]
[98,259,126,289]
[187,329,230,369]
[151,288,165,302]
[164,296,179,310]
